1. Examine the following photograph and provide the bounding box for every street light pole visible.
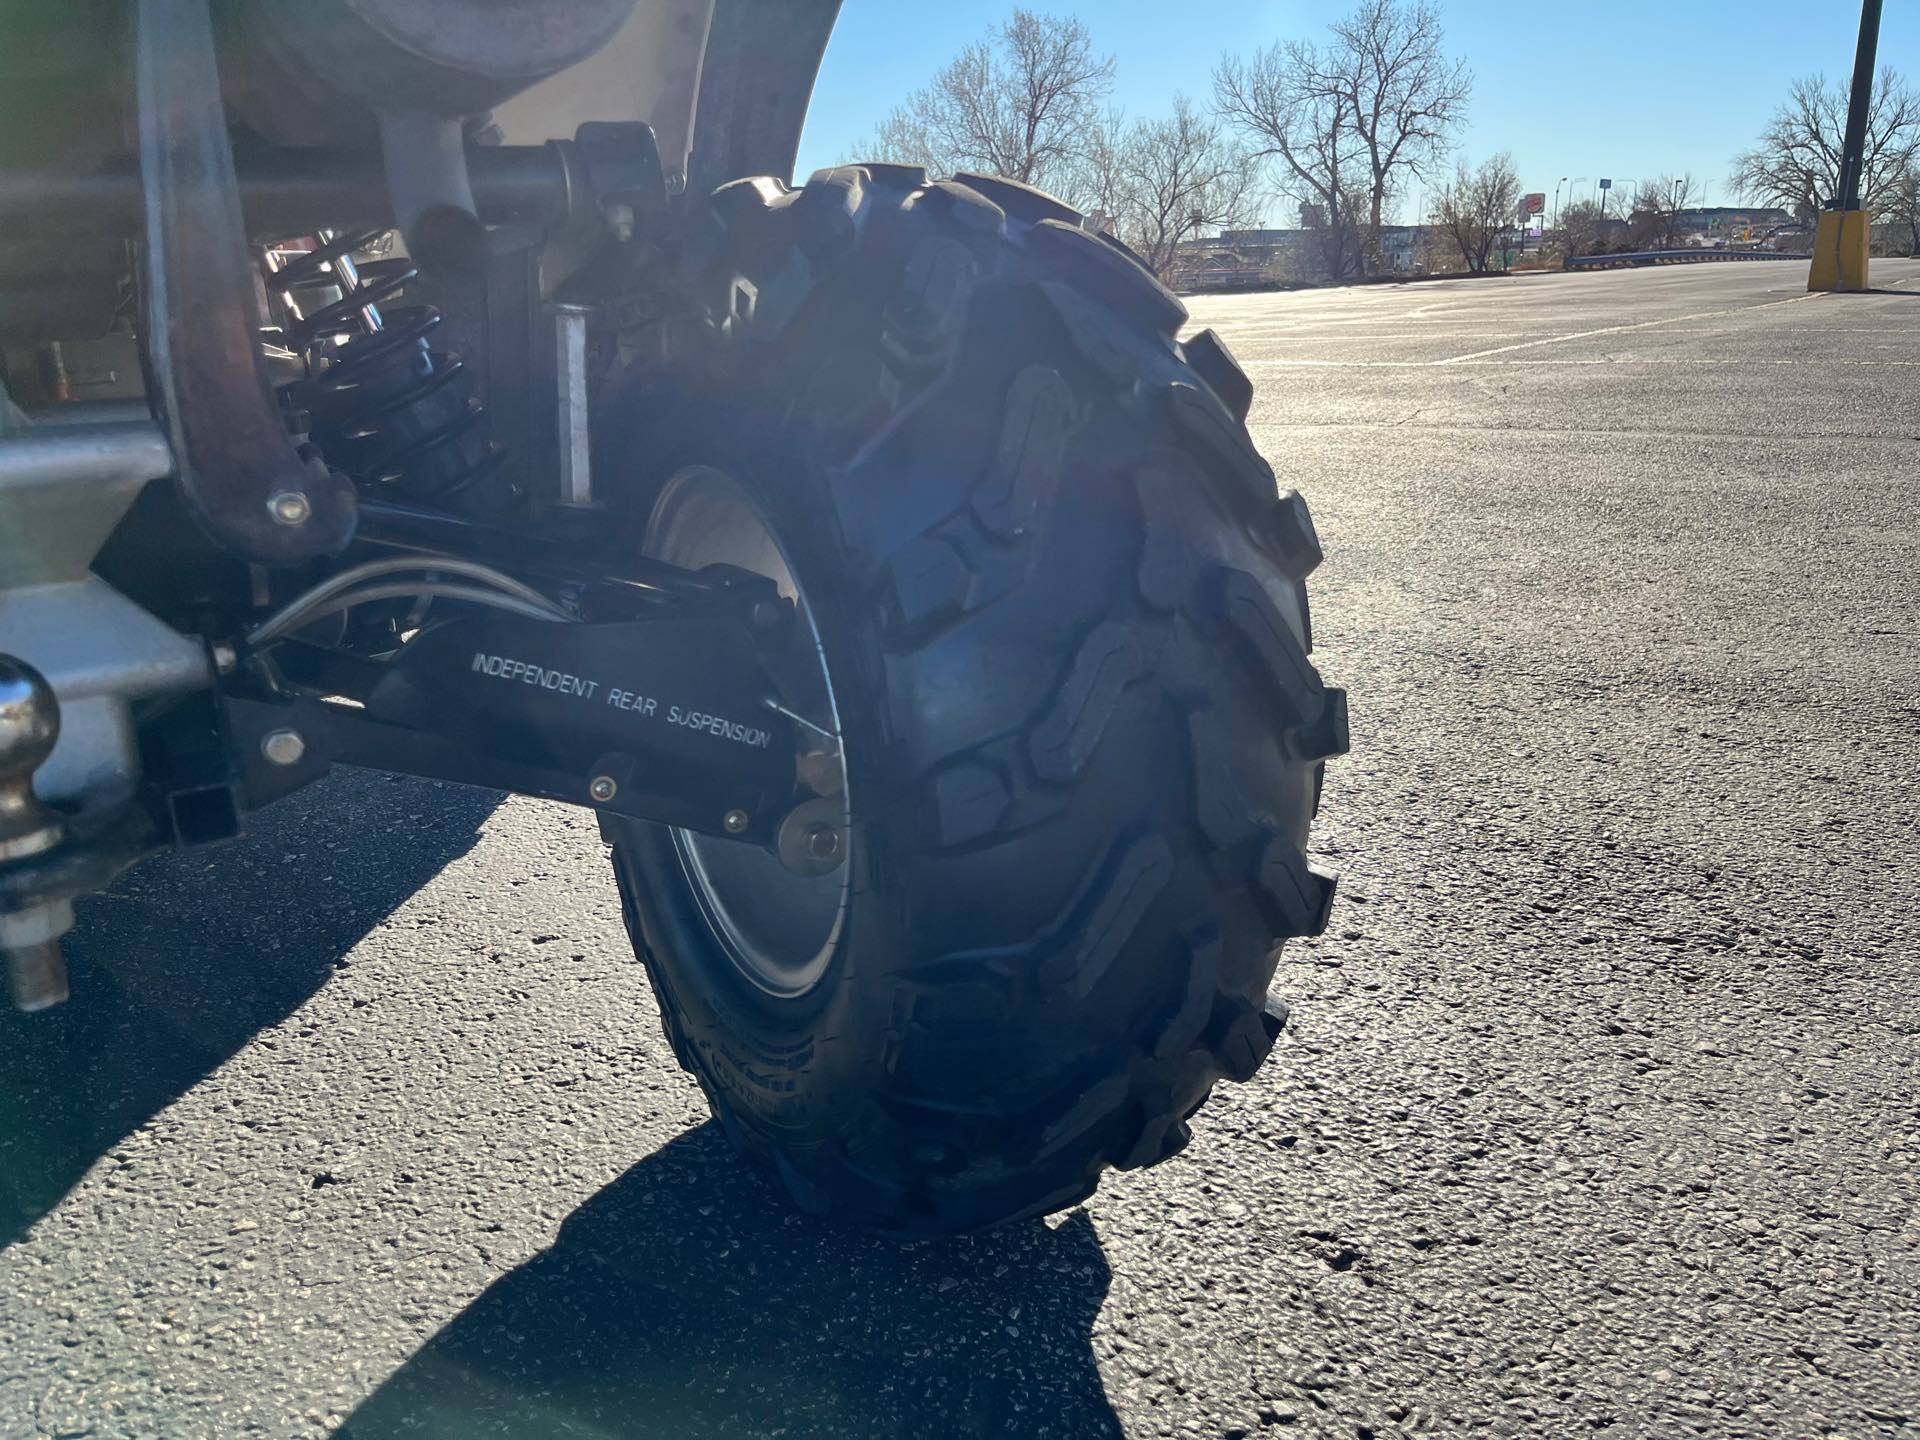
[1810,0,1883,290]
[1834,0,1884,211]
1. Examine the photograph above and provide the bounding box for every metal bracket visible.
[135,0,357,564]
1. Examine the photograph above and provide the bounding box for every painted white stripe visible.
[1239,357,1920,369]
[1433,291,1826,364]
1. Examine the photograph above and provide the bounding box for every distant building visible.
[1677,206,1794,232]
[1624,206,1796,246]
[1173,224,1436,290]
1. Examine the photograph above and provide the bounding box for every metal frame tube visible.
[0,146,579,240]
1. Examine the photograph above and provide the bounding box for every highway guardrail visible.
[1566,248,1812,269]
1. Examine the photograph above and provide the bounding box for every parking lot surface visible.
[3,259,1917,1438]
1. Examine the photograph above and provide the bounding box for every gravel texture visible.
[2,260,1917,1438]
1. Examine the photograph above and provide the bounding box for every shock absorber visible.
[263,231,510,512]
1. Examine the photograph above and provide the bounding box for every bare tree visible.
[1882,166,1920,255]
[1555,198,1607,260]
[1058,106,1131,225]
[1628,174,1699,250]
[1429,152,1520,272]
[869,10,1115,197]
[1105,96,1256,281]
[1730,69,1920,219]
[1215,42,1365,281]
[1322,0,1472,271]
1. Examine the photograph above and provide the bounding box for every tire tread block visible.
[1134,468,1202,612]
[1187,706,1260,850]
[1037,834,1175,998]
[1031,219,1187,337]
[1213,566,1316,722]
[1294,687,1351,763]
[842,161,927,191]
[926,760,1014,848]
[883,534,978,638]
[1207,995,1278,1083]
[1166,381,1278,511]
[1269,489,1325,577]
[1256,837,1338,938]
[883,236,977,361]
[1183,329,1254,423]
[1033,1070,1131,1161]
[1152,928,1222,1062]
[974,365,1074,536]
[952,172,1083,227]
[1029,621,1147,782]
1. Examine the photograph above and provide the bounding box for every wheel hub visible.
[645,466,849,999]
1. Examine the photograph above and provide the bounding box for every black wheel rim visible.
[645,466,850,998]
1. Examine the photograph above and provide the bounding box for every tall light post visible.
[1810,0,1884,290]
[1552,176,1568,230]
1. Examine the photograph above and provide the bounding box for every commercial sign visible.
[1522,192,1546,215]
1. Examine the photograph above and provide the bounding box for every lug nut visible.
[589,775,618,803]
[772,799,847,877]
[267,491,312,526]
[260,729,306,766]
[723,809,750,834]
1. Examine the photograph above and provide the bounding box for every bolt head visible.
[268,491,312,526]
[260,729,306,766]
[803,824,842,861]
[723,809,750,835]
[589,775,618,803]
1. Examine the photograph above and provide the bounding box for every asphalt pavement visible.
[3,258,1918,1439]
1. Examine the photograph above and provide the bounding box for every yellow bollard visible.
[1808,210,1870,291]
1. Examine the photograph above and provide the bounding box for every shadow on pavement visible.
[342,1124,1121,1440]
[0,769,498,1248]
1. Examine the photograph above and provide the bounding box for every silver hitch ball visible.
[0,656,59,786]
[0,655,72,1012]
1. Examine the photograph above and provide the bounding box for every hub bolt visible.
[260,729,306,766]
[723,809,750,834]
[803,824,842,862]
[589,775,619,803]
[267,491,312,526]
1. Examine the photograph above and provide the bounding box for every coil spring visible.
[263,230,506,509]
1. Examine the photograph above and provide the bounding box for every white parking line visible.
[1432,292,1827,364]
[1238,356,1920,369]
[1224,291,1841,369]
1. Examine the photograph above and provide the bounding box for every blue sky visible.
[797,1,1920,217]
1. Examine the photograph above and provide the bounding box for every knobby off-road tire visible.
[602,165,1347,1234]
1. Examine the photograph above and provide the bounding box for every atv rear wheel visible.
[602,165,1346,1234]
